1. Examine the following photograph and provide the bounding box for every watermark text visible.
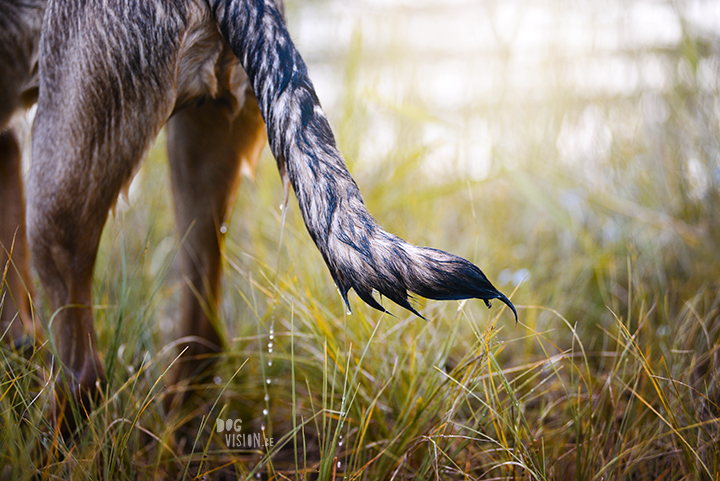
[216,418,274,449]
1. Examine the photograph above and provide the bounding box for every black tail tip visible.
[494,293,518,323]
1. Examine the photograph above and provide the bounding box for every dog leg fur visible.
[0,0,43,345]
[27,2,181,431]
[0,129,39,343]
[166,83,266,396]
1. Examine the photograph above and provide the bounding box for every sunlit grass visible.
[2,2,720,479]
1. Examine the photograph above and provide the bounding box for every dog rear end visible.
[2,0,515,434]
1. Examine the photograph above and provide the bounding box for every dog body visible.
[0,0,515,431]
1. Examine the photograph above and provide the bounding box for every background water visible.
[288,0,720,187]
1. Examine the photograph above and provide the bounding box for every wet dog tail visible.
[209,0,517,321]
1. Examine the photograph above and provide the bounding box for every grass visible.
[2,2,720,479]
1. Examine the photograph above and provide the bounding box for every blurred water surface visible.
[288,0,720,187]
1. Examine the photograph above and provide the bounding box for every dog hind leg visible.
[27,2,181,433]
[0,128,39,344]
[0,0,43,346]
[165,84,266,396]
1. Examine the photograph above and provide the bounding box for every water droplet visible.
[268,342,273,349]
[268,347,273,353]
[220,223,228,234]
[264,393,269,402]
[346,309,352,316]
[337,461,342,469]
[269,333,274,340]
[268,360,273,366]
[262,409,268,416]
[266,378,272,384]
[261,424,265,431]
[338,440,343,446]
[214,376,222,385]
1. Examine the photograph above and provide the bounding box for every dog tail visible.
[209,0,517,321]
